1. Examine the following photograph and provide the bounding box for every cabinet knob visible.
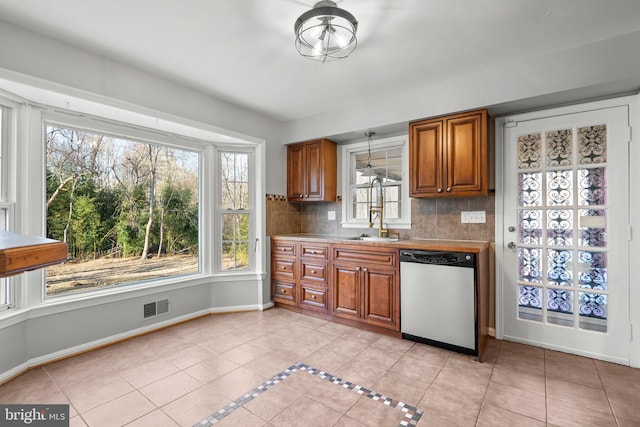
[446,187,452,192]
[311,270,316,274]
[437,188,443,193]
[311,295,316,299]
[281,266,286,269]
[356,267,361,271]
[363,267,368,272]
[305,194,309,198]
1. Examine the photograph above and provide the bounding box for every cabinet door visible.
[332,264,360,320]
[362,267,397,328]
[287,144,305,201]
[446,111,487,195]
[409,119,444,197]
[305,141,323,200]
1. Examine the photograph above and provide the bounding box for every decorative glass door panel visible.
[503,106,630,364]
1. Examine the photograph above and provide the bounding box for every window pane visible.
[219,150,251,272]
[221,153,249,210]
[348,141,406,224]
[45,125,200,296]
[0,207,7,307]
[221,213,249,271]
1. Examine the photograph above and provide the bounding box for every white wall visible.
[281,30,640,144]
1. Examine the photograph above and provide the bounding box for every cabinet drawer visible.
[300,285,328,311]
[273,281,296,305]
[273,242,296,256]
[301,244,328,259]
[333,247,397,267]
[273,259,295,277]
[301,261,327,283]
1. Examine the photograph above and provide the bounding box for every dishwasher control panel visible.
[400,250,475,268]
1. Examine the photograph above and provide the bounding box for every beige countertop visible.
[271,234,490,253]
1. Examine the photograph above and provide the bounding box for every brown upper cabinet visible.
[287,139,337,202]
[409,109,489,198]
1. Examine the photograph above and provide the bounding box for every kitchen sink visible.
[348,236,401,242]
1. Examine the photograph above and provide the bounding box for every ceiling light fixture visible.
[294,0,358,62]
[361,131,377,177]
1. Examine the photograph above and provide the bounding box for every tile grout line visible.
[194,361,423,427]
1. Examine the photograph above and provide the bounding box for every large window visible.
[342,136,411,228]
[45,124,200,296]
[219,151,251,271]
[0,102,14,310]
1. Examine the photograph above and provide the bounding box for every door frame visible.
[494,94,640,367]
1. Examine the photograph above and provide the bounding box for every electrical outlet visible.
[461,211,486,224]
[328,210,336,221]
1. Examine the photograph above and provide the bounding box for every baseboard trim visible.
[0,305,268,385]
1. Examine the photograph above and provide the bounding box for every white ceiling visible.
[0,0,639,124]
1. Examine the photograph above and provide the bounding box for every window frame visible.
[214,147,255,273]
[42,114,205,298]
[341,135,411,229]
[0,97,17,311]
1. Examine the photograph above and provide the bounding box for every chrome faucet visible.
[368,177,388,238]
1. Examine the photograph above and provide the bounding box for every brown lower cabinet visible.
[272,239,400,334]
[332,246,399,330]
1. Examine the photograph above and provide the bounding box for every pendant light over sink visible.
[361,131,378,177]
[294,0,358,62]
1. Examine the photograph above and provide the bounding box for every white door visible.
[502,105,630,364]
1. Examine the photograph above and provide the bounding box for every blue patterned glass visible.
[518,172,542,207]
[578,168,606,206]
[546,170,573,206]
[547,249,572,287]
[519,209,542,245]
[518,286,542,322]
[578,209,606,247]
[578,251,607,291]
[519,248,542,283]
[546,209,573,246]
[547,289,573,314]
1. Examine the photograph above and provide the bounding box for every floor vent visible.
[143,299,170,319]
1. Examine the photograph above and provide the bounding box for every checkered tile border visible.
[195,361,423,426]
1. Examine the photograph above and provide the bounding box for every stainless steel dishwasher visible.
[400,249,478,356]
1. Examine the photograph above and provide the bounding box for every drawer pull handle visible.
[311,295,316,299]
[309,250,316,254]
[281,266,286,269]
[311,270,316,274]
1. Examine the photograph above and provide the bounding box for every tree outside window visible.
[220,152,250,271]
[45,125,200,295]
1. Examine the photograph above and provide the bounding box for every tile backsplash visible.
[265,194,495,242]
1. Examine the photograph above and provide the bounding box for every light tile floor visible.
[1,308,640,426]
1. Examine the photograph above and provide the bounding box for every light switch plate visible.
[461,211,486,224]
[328,210,336,221]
